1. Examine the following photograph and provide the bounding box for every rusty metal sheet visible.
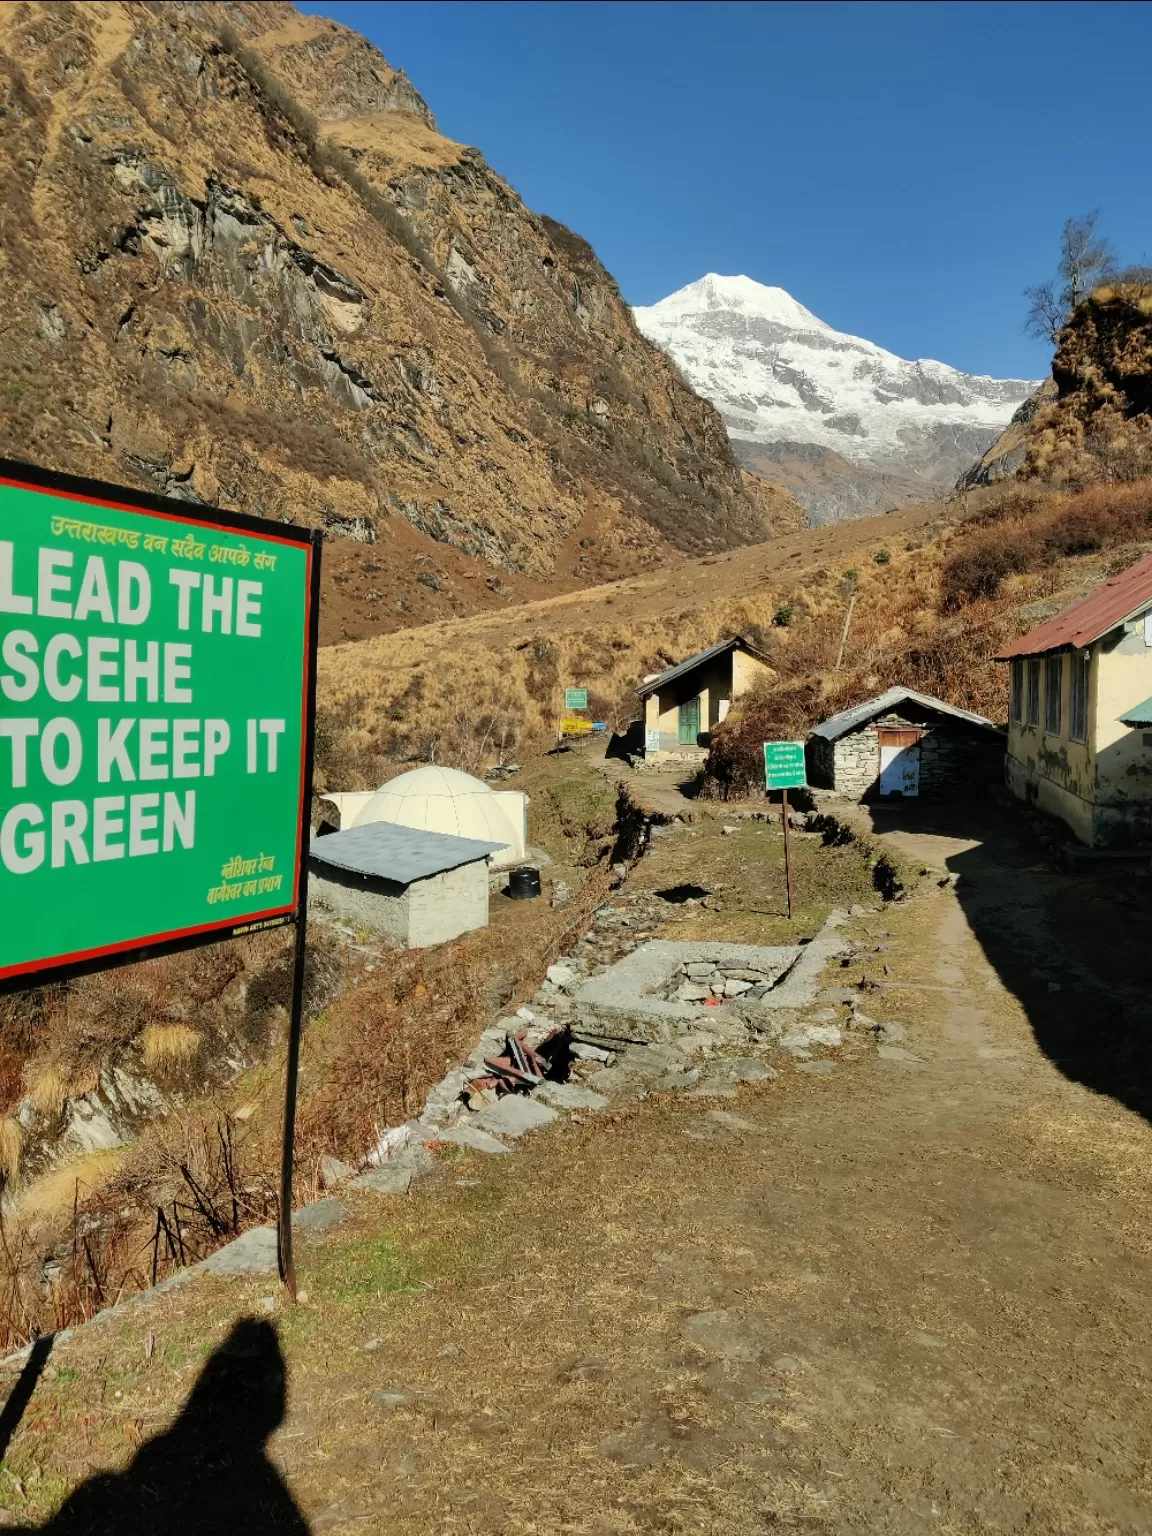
[995,551,1152,660]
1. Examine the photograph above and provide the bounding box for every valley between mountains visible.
[2,2,1152,1530]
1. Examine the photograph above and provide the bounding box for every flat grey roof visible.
[637,635,763,698]
[309,821,503,884]
[811,686,999,742]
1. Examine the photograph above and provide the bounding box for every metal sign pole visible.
[782,786,795,920]
[277,863,310,1301]
[278,530,322,1302]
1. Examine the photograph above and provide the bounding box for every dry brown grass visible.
[27,1064,66,1119]
[2,928,302,1134]
[15,871,1152,1531]
[0,1120,21,1185]
[939,480,1152,610]
[138,1023,203,1074]
[315,495,962,779]
[12,1150,126,1240]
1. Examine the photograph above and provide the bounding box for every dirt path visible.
[8,814,1152,1533]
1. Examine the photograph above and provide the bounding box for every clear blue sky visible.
[298,0,1152,380]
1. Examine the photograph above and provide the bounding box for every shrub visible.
[773,603,794,627]
[874,549,891,565]
[939,529,1035,609]
[705,678,853,799]
[940,480,1152,609]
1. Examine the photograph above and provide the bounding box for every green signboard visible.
[564,687,588,710]
[763,739,807,791]
[0,459,319,991]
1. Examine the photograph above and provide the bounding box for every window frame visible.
[1026,658,1042,727]
[1010,659,1024,725]
[1044,654,1063,736]
[1069,649,1090,744]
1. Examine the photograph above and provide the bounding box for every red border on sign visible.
[0,465,316,988]
[0,474,309,547]
[0,907,296,984]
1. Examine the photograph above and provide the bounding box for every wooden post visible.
[835,594,857,671]
[782,786,795,920]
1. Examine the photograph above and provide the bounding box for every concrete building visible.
[808,687,1002,800]
[308,821,503,948]
[321,765,527,868]
[638,636,772,762]
[996,552,1152,847]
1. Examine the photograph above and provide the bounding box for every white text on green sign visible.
[0,473,311,984]
[763,740,807,790]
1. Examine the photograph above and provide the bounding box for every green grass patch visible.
[303,1232,426,1312]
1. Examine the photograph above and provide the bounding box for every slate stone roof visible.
[811,687,998,742]
[309,822,503,885]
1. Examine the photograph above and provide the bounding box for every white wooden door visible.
[877,728,922,797]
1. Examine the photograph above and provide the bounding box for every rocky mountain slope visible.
[956,380,1055,490]
[961,280,1152,493]
[634,274,1037,524]
[1021,282,1152,485]
[0,3,801,644]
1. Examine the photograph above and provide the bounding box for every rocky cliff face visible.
[634,275,1037,525]
[1021,285,1152,485]
[956,380,1056,490]
[0,3,799,642]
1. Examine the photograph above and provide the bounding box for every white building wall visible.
[407,861,490,947]
[308,861,490,947]
[309,868,411,945]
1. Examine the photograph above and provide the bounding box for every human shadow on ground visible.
[39,1318,308,1535]
[0,1336,54,1464]
[863,797,1152,1126]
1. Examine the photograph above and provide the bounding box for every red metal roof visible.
[995,550,1152,660]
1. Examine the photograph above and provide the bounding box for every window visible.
[1044,655,1063,735]
[1026,658,1041,726]
[1069,650,1090,743]
[1010,660,1024,724]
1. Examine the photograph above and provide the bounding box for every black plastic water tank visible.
[507,866,542,900]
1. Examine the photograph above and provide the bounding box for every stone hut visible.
[807,687,1003,800]
[308,821,503,948]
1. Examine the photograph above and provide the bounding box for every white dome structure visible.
[346,765,527,869]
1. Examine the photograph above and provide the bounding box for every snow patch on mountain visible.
[633,275,1040,517]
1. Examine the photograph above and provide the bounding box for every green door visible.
[679,695,701,745]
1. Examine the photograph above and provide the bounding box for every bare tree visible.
[1024,211,1117,343]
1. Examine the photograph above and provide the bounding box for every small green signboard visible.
[564,687,588,710]
[0,459,318,991]
[763,740,807,791]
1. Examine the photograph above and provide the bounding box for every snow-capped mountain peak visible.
[632,275,1040,523]
[645,273,832,333]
